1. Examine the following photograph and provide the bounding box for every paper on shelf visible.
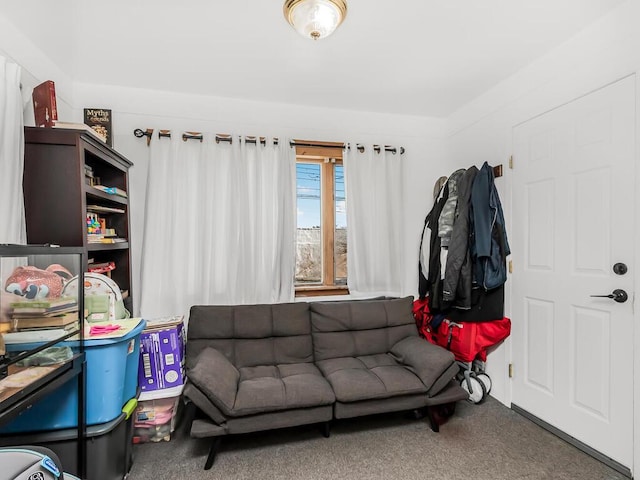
[2,329,74,344]
[84,317,144,339]
[0,365,57,389]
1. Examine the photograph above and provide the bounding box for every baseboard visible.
[511,403,632,479]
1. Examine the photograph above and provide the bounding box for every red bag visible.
[412,297,435,342]
[433,317,511,363]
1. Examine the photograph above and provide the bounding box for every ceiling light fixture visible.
[284,0,347,41]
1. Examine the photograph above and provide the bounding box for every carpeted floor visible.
[128,398,627,480]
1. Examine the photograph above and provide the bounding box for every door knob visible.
[590,289,628,303]
[613,263,628,275]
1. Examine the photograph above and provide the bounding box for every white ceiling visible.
[1,0,627,117]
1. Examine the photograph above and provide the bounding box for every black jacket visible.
[441,166,478,309]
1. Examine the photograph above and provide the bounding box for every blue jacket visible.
[470,162,510,290]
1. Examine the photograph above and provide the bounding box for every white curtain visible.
[344,144,403,297]
[0,56,25,244]
[139,135,296,318]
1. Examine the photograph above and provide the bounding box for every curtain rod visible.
[133,129,405,154]
[291,141,404,155]
[133,129,275,146]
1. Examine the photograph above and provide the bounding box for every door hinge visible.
[508,260,513,274]
[509,155,513,169]
[509,363,514,378]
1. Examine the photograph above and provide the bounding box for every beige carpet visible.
[128,397,628,480]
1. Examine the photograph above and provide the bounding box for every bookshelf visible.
[22,127,134,312]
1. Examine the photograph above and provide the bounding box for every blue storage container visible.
[1,320,145,433]
[0,399,138,480]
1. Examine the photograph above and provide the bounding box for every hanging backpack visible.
[62,273,130,322]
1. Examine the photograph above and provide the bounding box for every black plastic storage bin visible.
[0,410,134,480]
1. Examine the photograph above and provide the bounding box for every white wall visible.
[443,1,640,472]
[71,83,446,313]
[0,6,449,318]
[0,14,75,124]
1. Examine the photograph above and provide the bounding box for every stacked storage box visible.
[134,386,183,443]
[0,318,145,480]
[135,315,185,443]
[0,399,138,480]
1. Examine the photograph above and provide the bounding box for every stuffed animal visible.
[4,264,72,299]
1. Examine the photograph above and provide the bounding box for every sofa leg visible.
[204,437,222,470]
[184,400,197,428]
[321,421,331,438]
[425,407,440,433]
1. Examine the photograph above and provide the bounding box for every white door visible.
[511,76,635,471]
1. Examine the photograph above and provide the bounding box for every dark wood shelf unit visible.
[22,127,134,311]
[85,186,129,204]
[87,243,130,251]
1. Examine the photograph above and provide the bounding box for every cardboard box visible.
[138,320,185,391]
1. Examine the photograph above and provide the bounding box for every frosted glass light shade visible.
[284,0,347,40]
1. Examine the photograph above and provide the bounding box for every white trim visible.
[632,70,639,480]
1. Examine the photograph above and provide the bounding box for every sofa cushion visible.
[334,394,427,419]
[187,347,240,414]
[183,382,227,425]
[231,362,335,417]
[187,303,312,369]
[389,336,457,390]
[315,354,427,403]
[226,406,333,435]
[310,296,419,361]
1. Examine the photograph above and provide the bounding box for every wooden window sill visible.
[295,285,350,298]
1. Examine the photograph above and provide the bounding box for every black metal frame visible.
[0,244,86,478]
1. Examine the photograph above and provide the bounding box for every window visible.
[295,142,348,296]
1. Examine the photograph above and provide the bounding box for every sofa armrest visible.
[390,336,456,388]
[183,381,227,425]
[187,346,239,415]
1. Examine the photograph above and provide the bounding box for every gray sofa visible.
[184,296,467,469]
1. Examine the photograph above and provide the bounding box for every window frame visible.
[294,142,349,297]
